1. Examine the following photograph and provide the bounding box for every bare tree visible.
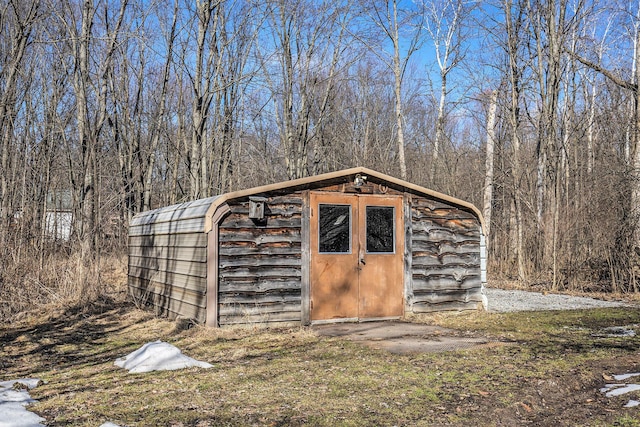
[143,0,179,211]
[178,0,260,196]
[364,0,423,180]
[56,0,128,261]
[30,24,73,263]
[579,13,613,177]
[482,89,498,254]
[419,0,473,186]
[186,0,220,199]
[0,1,39,246]
[528,0,571,288]
[489,0,527,280]
[208,1,262,193]
[570,1,640,278]
[261,0,352,179]
[308,10,352,176]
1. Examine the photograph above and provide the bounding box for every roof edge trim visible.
[204,167,485,234]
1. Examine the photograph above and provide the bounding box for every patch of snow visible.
[614,373,640,381]
[601,326,636,337]
[600,384,625,393]
[0,378,45,427]
[601,376,640,409]
[606,384,640,397]
[99,423,122,427]
[625,400,640,408]
[114,340,212,373]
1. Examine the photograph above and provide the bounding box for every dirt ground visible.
[312,290,636,355]
[314,321,496,354]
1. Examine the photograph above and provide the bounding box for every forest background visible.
[1,0,639,320]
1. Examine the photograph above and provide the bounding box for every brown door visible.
[357,195,404,318]
[310,192,404,322]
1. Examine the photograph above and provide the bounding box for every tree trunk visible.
[532,0,565,274]
[632,26,640,287]
[371,0,417,180]
[189,0,217,198]
[143,0,178,211]
[73,0,94,263]
[483,90,498,255]
[504,0,526,280]
[391,0,408,180]
[70,0,128,262]
[0,2,38,245]
[586,79,596,175]
[431,70,447,185]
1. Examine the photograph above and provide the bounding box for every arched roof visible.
[131,167,485,236]
[203,167,485,234]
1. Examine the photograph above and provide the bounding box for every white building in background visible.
[45,190,73,241]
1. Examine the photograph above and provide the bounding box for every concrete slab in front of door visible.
[313,321,500,354]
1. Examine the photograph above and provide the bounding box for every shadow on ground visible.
[0,299,148,378]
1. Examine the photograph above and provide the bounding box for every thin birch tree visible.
[482,89,498,255]
[419,0,473,186]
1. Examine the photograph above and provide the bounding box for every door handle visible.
[360,258,366,265]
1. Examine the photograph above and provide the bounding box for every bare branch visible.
[567,49,637,92]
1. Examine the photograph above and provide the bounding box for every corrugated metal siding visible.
[410,197,482,312]
[480,233,487,285]
[217,195,303,325]
[128,196,220,323]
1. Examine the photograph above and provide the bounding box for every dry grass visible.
[2,254,640,425]
[2,303,640,426]
[0,250,128,322]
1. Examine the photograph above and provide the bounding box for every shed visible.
[45,190,73,241]
[128,167,487,327]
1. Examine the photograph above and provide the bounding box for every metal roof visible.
[131,167,485,235]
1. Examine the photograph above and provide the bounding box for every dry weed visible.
[0,250,128,323]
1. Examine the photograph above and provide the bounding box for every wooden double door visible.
[310,192,404,322]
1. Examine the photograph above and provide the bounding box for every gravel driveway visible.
[485,287,633,312]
